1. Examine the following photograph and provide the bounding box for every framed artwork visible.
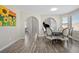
[0,5,16,26]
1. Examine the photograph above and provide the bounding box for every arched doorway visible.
[25,16,39,45]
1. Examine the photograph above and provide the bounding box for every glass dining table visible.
[52,31,63,36]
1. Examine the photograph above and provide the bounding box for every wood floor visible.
[27,37,68,53]
[0,39,25,53]
[1,36,79,53]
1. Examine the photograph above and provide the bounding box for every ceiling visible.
[6,5,79,15]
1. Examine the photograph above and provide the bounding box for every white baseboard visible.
[0,39,20,52]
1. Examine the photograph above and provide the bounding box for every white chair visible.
[58,27,64,32]
[62,27,70,48]
[62,27,69,37]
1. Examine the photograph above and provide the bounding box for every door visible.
[25,16,39,44]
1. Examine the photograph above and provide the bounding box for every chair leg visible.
[64,40,69,48]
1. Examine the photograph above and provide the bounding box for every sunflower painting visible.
[0,5,16,26]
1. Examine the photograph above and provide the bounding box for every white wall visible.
[0,9,24,51]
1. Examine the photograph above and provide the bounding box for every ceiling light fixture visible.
[50,8,58,11]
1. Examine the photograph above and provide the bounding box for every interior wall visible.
[0,9,24,51]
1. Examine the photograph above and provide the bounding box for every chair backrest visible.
[58,27,63,32]
[62,27,69,37]
[46,28,52,36]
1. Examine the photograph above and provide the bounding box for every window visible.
[72,14,79,31]
[62,17,68,28]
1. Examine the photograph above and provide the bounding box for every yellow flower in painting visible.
[10,21,13,26]
[1,8,9,17]
[4,17,9,23]
[0,9,2,14]
[8,16,12,22]
[0,21,2,26]
[13,19,16,22]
